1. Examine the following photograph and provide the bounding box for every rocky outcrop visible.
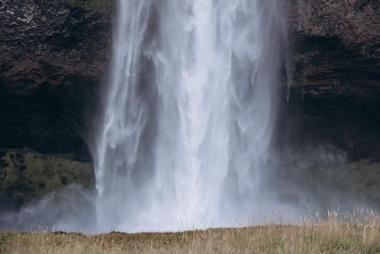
[280,0,380,160]
[0,0,112,156]
[288,0,380,98]
[0,0,378,160]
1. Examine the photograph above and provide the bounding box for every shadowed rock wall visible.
[0,0,379,160]
[280,0,380,160]
[0,0,112,157]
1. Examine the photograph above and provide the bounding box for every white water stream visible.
[94,0,284,232]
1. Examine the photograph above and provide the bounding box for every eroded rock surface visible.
[0,0,112,156]
[281,0,380,159]
[0,0,379,160]
[288,0,380,98]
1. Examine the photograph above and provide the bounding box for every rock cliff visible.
[281,0,380,160]
[0,0,112,156]
[0,0,379,158]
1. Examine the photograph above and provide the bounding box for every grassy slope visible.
[0,149,94,210]
[1,219,379,254]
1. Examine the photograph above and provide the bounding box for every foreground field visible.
[1,215,379,254]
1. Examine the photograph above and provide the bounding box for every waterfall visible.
[94,0,284,232]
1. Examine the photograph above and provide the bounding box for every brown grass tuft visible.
[1,212,379,254]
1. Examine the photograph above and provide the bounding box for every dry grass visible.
[1,212,379,254]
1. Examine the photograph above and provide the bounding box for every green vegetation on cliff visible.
[0,149,94,210]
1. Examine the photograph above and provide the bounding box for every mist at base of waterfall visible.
[0,184,301,233]
[2,149,377,234]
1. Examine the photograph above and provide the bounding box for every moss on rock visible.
[0,148,94,211]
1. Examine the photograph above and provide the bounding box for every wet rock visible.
[0,0,379,160]
[0,0,113,156]
[279,0,380,160]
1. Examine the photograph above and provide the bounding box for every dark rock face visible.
[288,0,380,98]
[0,0,112,156]
[281,0,380,160]
[0,0,378,161]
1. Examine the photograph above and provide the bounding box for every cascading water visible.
[95,0,284,232]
